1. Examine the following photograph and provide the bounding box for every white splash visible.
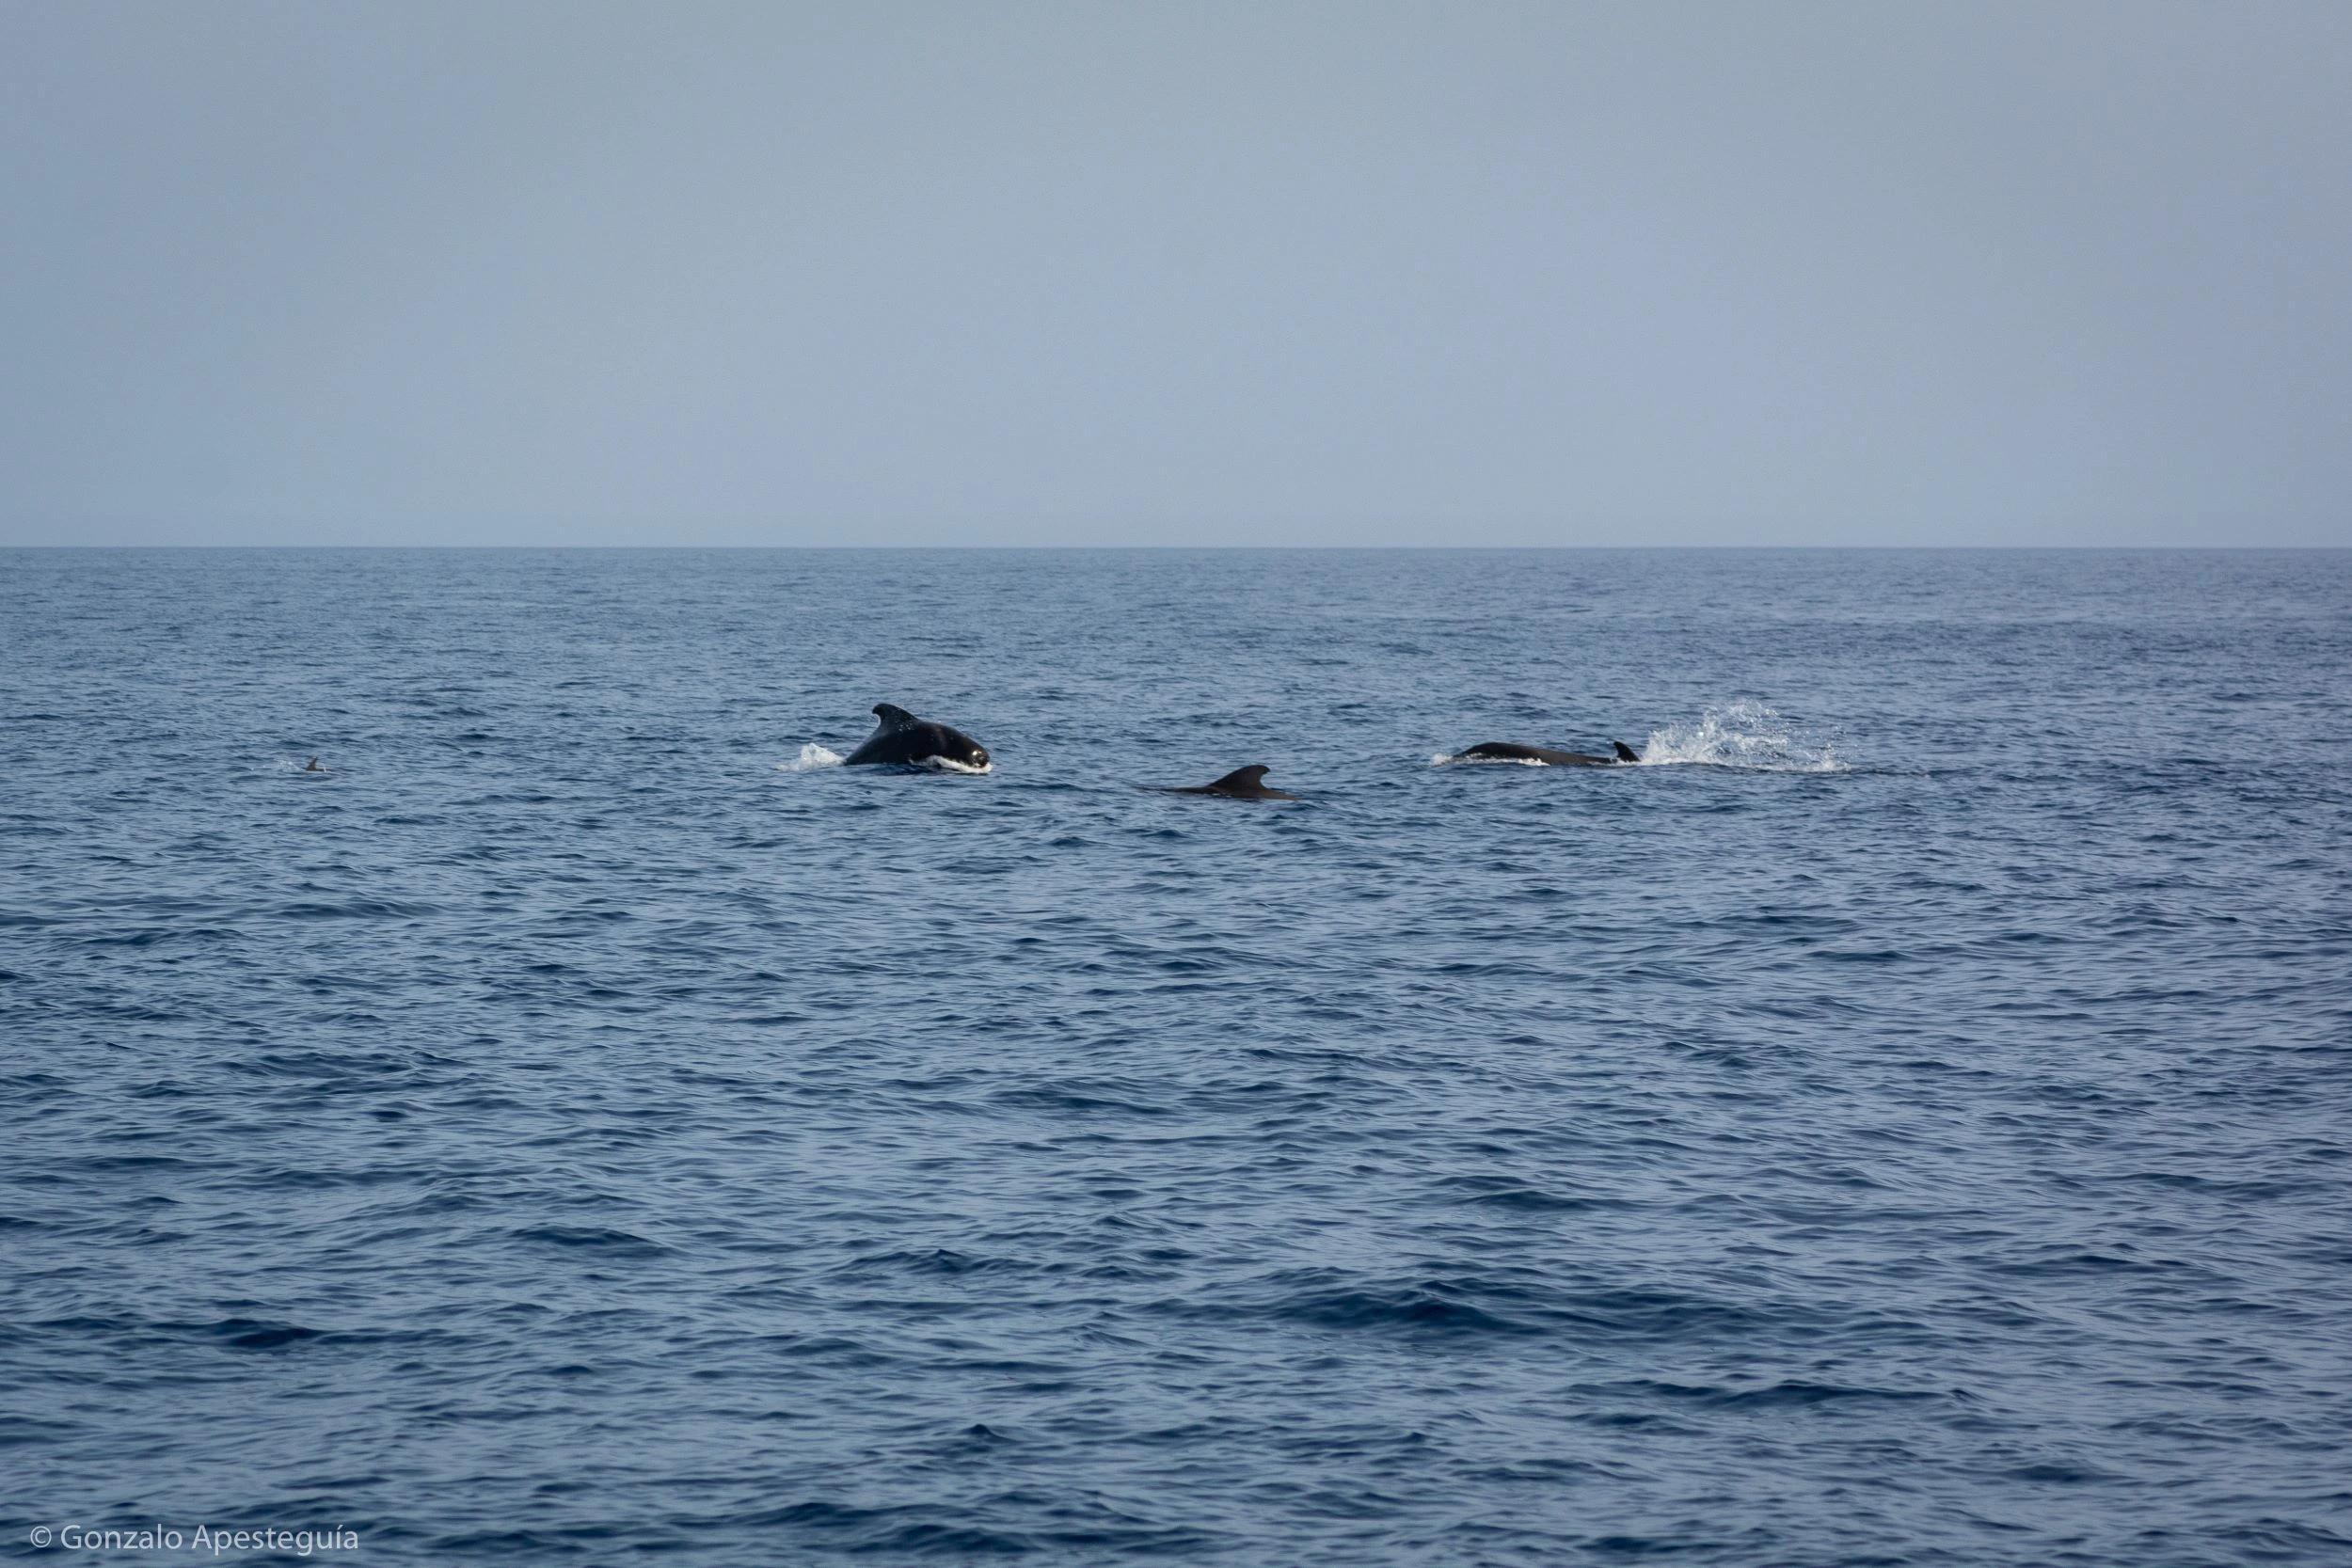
[778,743,845,771]
[1635,701,1847,772]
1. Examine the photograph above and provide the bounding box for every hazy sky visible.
[4,1,2346,546]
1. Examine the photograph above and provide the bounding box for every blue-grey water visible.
[3,547,2348,1567]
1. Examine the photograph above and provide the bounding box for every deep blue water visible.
[3,547,2348,1567]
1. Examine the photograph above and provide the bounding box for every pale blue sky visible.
[4,1,2346,546]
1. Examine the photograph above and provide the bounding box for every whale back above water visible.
[842,703,991,771]
[1459,739,1638,768]
[1153,765,1300,800]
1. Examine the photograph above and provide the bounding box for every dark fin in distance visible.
[871,703,917,727]
[1613,740,1640,763]
[1148,764,1298,799]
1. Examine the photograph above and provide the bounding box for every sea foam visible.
[1636,701,1846,771]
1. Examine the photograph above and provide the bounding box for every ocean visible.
[2,546,2347,1565]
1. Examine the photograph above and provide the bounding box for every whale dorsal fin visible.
[1613,740,1640,763]
[1209,766,1269,791]
[871,703,917,728]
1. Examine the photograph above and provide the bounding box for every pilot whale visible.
[842,704,991,771]
[1149,765,1299,800]
[1457,739,1640,767]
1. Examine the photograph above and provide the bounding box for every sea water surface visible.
[2,547,2348,1566]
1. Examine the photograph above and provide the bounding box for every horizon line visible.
[6,541,2347,552]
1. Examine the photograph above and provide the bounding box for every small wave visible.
[1429,752,1542,768]
[1436,1174,1634,1212]
[510,1225,674,1257]
[209,1319,326,1352]
[1276,1286,1543,1338]
[1636,701,1847,771]
[273,897,442,920]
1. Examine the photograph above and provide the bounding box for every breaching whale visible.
[1149,765,1299,800]
[1456,740,1640,767]
[842,704,991,771]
